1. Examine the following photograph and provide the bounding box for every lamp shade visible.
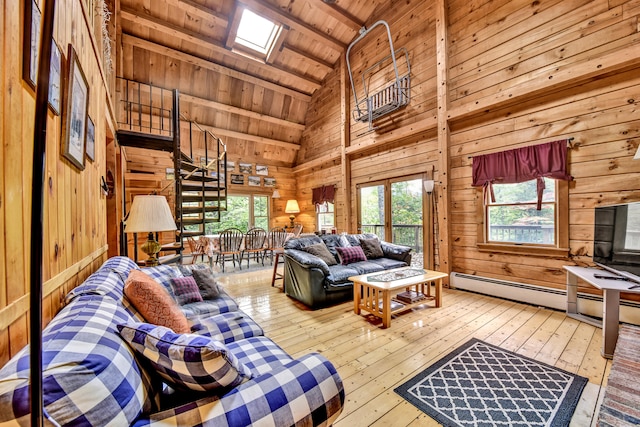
[272,189,281,199]
[285,199,300,214]
[125,195,177,233]
[423,180,435,193]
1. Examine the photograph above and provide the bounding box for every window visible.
[317,202,335,233]
[205,194,269,234]
[234,9,281,55]
[477,179,569,257]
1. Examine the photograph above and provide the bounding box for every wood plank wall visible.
[0,0,112,365]
[296,0,640,301]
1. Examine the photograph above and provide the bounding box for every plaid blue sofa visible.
[0,257,344,426]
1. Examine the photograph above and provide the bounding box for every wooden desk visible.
[350,268,448,328]
[564,266,640,358]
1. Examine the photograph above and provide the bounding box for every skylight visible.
[235,9,280,55]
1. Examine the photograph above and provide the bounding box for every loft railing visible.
[116,77,173,137]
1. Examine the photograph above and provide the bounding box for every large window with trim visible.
[477,179,569,256]
[205,194,269,234]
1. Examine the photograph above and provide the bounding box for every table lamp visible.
[285,199,300,228]
[125,195,177,266]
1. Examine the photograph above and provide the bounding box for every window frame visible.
[476,179,570,257]
[316,202,335,233]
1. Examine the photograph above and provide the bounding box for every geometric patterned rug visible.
[394,338,588,427]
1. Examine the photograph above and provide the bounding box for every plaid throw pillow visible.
[335,245,367,265]
[117,322,252,392]
[170,276,203,305]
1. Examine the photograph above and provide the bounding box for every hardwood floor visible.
[217,268,610,427]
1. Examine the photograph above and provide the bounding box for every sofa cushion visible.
[192,268,222,299]
[226,336,294,377]
[180,292,239,319]
[303,243,337,266]
[0,296,158,426]
[368,257,409,270]
[360,238,384,259]
[336,245,367,265]
[284,234,324,251]
[191,312,264,344]
[349,261,386,275]
[124,270,191,334]
[170,276,204,305]
[319,234,349,258]
[343,233,378,247]
[118,322,253,392]
[325,264,360,285]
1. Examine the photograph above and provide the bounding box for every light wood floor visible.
[217,268,610,427]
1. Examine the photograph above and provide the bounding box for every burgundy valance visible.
[312,185,335,209]
[472,139,573,210]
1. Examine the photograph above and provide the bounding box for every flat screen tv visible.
[593,201,640,284]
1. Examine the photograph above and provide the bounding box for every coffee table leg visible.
[435,278,442,307]
[354,282,362,315]
[382,290,391,328]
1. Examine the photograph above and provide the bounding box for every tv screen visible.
[593,201,640,282]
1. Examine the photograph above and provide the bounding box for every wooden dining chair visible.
[264,227,288,265]
[290,224,303,237]
[186,236,207,264]
[214,228,244,272]
[241,227,267,267]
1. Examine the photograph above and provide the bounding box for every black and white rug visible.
[394,338,587,427]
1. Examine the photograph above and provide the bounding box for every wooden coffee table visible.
[350,267,448,328]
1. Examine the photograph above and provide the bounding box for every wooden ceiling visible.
[118,0,387,166]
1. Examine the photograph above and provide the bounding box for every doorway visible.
[357,175,426,268]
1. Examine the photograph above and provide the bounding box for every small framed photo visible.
[256,164,268,176]
[85,116,95,161]
[221,160,235,172]
[166,168,175,180]
[239,163,252,174]
[248,176,261,186]
[23,0,41,88]
[62,44,89,170]
[231,174,244,185]
[263,177,276,187]
[48,40,63,115]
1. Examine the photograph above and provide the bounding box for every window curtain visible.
[472,139,573,210]
[312,185,335,210]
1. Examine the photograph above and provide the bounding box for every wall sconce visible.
[285,199,300,228]
[634,144,640,160]
[423,180,435,194]
[272,189,281,199]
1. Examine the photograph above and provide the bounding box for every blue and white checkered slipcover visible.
[0,256,344,426]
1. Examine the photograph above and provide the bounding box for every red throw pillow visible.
[124,269,190,334]
[335,245,367,265]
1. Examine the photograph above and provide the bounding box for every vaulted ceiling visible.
[118,0,387,165]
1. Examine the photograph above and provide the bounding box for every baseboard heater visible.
[450,272,640,326]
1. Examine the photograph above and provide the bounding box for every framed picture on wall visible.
[256,165,268,175]
[22,0,41,88]
[248,176,261,186]
[48,40,63,115]
[85,116,95,161]
[264,177,276,187]
[62,44,89,170]
[231,174,244,185]
[239,163,252,174]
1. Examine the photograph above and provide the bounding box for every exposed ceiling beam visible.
[282,43,334,74]
[201,125,301,151]
[122,34,312,103]
[309,0,363,32]
[180,93,306,131]
[120,8,321,93]
[164,0,228,27]
[238,0,346,53]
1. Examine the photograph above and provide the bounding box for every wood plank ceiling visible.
[119,0,386,166]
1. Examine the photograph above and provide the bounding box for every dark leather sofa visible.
[283,233,412,309]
